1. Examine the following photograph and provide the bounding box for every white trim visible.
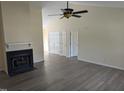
[78,58,124,71]
[34,59,44,63]
[59,53,66,57]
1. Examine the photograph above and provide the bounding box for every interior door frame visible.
[68,31,78,58]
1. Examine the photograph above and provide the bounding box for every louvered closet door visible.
[59,32,66,56]
[48,32,66,56]
[48,32,60,55]
[70,32,78,57]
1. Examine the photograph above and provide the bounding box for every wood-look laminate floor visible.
[0,54,124,91]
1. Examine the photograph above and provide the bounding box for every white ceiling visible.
[74,1,124,8]
[39,1,124,8]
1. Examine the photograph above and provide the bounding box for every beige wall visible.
[0,3,3,71]
[0,2,7,72]
[29,3,44,62]
[1,2,44,63]
[43,4,124,70]
[78,5,124,70]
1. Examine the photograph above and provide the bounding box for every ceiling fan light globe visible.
[64,13,72,18]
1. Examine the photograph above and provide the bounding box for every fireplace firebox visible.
[6,49,34,76]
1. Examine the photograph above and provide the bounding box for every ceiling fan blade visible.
[61,9,66,12]
[73,10,88,14]
[60,16,65,19]
[72,15,82,18]
[48,14,63,16]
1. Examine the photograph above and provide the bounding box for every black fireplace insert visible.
[6,49,34,76]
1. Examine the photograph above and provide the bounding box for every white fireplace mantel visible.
[6,42,33,52]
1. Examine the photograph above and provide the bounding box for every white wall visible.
[43,28,48,52]
[1,2,44,63]
[42,3,124,70]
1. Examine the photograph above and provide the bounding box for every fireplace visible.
[6,43,34,76]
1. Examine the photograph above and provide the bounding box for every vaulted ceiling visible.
[36,1,124,28]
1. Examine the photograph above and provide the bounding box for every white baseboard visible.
[78,58,124,71]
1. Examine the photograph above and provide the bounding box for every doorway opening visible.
[43,31,78,59]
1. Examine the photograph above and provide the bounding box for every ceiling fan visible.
[48,1,88,19]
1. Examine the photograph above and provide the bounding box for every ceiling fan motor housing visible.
[63,8,74,18]
[48,1,88,19]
